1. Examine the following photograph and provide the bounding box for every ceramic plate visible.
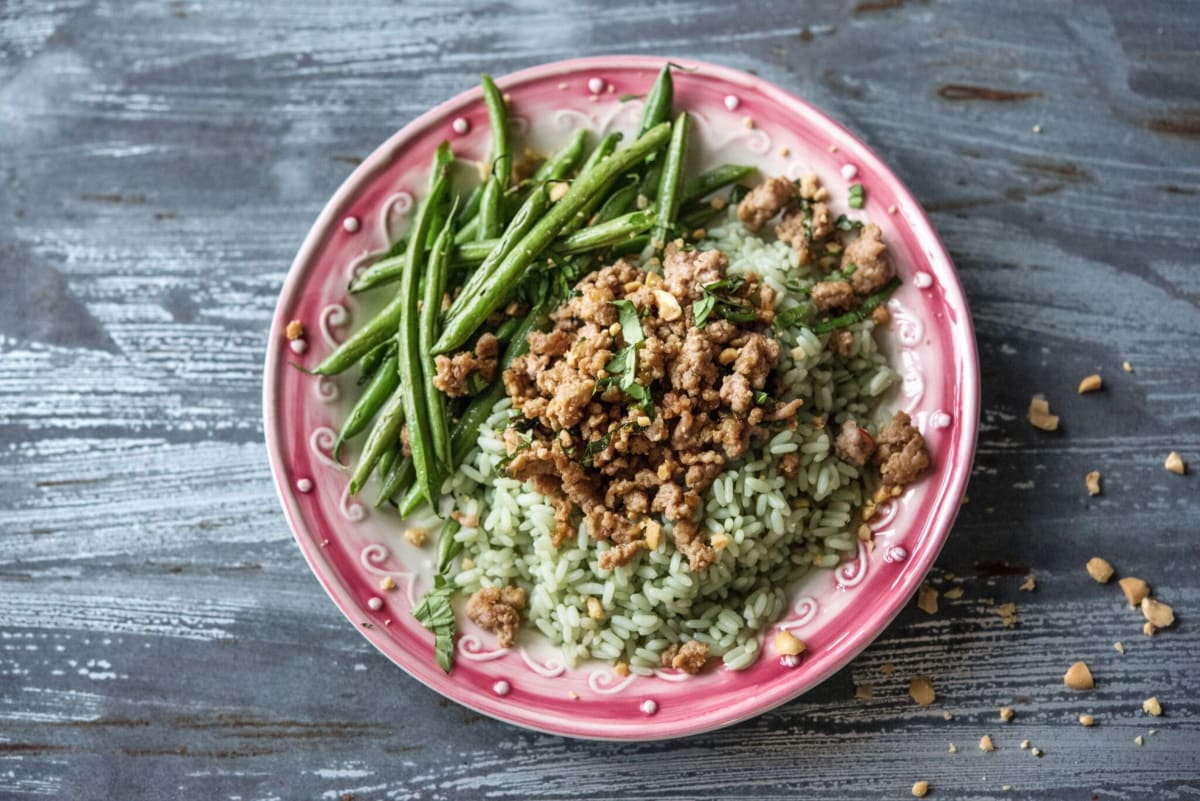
[263,56,979,740]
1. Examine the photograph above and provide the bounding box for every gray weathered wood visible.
[2,0,1197,798]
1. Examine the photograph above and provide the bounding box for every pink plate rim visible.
[263,55,980,740]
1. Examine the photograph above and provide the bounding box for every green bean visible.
[374,455,414,508]
[681,163,756,204]
[398,169,450,504]
[455,214,480,245]
[348,388,404,494]
[401,303,550,516]
[334,351,400,459]
[493,315,522,343]
[435,519,464,574]
[433,121,672,353]
[812,277,900,334]
[458,181,483,225]
[639,64,674,135]
[651,111,691,252]
[356,339,394,383]
[477,177,502,240]
[611,233,650,257]
[594,178,639,224]
[308,295,404,376]
[420,205,457,467]
[378,441,399,480]
[480,75,511,191]
[532,129,589,182]
[557,210,655,253]
[558,132,624,236]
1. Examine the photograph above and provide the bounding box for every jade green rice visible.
[445,210,898,671]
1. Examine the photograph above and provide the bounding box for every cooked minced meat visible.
[661,639,709,674]
[466,585,526,648]
[433,332,500,397]
[828,329,856,358]
[810,279,856,312]
[874,411,930,487]
[503,244,783,571]
[737,175,796,232]
[843,223,893,295]
[834,419,875,467]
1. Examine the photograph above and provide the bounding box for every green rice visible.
[446,209,898,671]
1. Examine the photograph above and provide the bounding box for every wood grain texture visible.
[2,0,1198,798]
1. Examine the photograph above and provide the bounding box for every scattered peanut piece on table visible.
[1114,641,1125,654]
[1134,735,1144,746]
[1032,746,1044,758]
[1019,575,1036,592]
[999,706,1015,722]
[1064,660,1094,690]
[855,684,874,701]
[1028,397,1060,431]
[1141,597,1174,629]
[1142,697,1163,716]
[1086,557,1115,583]
[912,780,930,798]
[942,711,954,721]
[917,584,939,615]
[1164,451,1187,475]
[944,586,965,600]
[979,734,995,752]
[909,675,936,706]
[1143,621,1157,637]
[1122,360,1134,372]
[881,662,895,676]
[1077,374,1102,394]
[1079,713,1096,727]
[948,742,958,753]
[1020,739,1031,750]
[994,602,1019,627]
[1086,471,1102,496]
[1119,577,1149,607]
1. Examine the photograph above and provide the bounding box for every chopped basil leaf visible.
[611,299,645,344]
[619,93,645,102]
[775,304,809,329]
[754,390,770,405]
[412,574,457,673]
[848,184,865,209]
[693,294,716,327]
[835,214,863,232]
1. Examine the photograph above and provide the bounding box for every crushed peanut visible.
[285,320,304,340]
[379,576,397,591]
[653,289,682,321]
[1086,471,1102,496]
[1119,577,1149,607]
[912,780,930,798]
[773,630,805,656]
[881,662,895,676]
[568,690,579,700]
[999,706,1015,722]
[1164,451,1186,475]
[1142,697,1162,716]
[586,597,606,620]
[404,527,428,547]
[1143,621,1156,637]
[1114,641,1125,654]
[944,586,965,600]
[643,519,662,550]
[917,584,939,615]
[711,532,731,551]
[855,684,874,701]
[871,305,891,324]
[1079,714,1096,727]
[979,735,995,752]
[741,115,755,129]
[1032,746,1044,757]
[994,602,1019,627]
[1077,374,1102,394]
[1028,396,1060,431]
[1064,660,1094,690]
[948,743,958,753]
[1020,739,1031,750]
[909,675,936,706]
[1122,360,1133,372]
[1134,735,1144,746]
[942,711,954,721]
[548,181,570,202]
[717,347,739,366]
[614,661,629,677]
[1141,597,1174,628]
[1019,575,1036,592]
[1086,557,1115,583]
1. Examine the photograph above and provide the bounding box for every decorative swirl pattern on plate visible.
[900,350,925,404]
[690,110,772,155]
[596,99,643,134]
[784,160,814,181]
[339,483,366,523]
[379,191,414,241]
[309,427,343,470]
[519,649,566,678]
[835,542,870,590]
[509,115,529,136]
[883,545,908,564]
[780,596,820,631]
[652,669,694,683]
[315,375,340,403]
[869,499,899,531]
[888,298,924,347]
[553,108,593,131]
[319,303,350,350]
[346,248,382,283]
[457,634,512,662]
[587,668,638,695]
[360,543,416,606]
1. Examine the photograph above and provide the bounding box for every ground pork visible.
[737,175,796,232]
[433,333,500,397]
[662,244,727,301]
[874,411,930,487]
[843,224,893,295]
[834,419,876,467]
[810,280,857,312]
[661,639,709,674]
[828,329,856,358]
[465,586,527,648]
[774,209,811,264]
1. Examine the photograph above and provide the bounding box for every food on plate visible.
[299,66,930,674]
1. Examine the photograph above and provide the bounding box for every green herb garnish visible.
[848,184,865,209]
[812,277,899,334]
[611,299,645,344]
[835,214,863,232]
[692,294,716,327]
[754,390,770,405]
[412,574,458,672]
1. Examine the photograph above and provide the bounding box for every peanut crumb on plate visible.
[1087,557,1115,583]
[979,734,995,752]
[1064,660,1094,690]
[917,584,939,614]
[741,115,755,129]
[568,690,579,700]
[404,527,428,547]
[1164,451,1187,475]
[1142,697,1163,716]
[379,576,396,591]
[1078,374,1102,394]
[614,661,629,677]
[774,630,805,656]
[285,320,304,340]
[1119,577,1149,606]
[1028,396,1060,431]
[1086,471,1102,496]
[1079,714,1096,727]
[912,780,930,798]
[909,675,936,706]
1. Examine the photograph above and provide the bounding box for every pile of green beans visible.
[304,66,757,520]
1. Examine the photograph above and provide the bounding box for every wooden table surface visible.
[2,1,1197,798]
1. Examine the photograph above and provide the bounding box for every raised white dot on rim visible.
[914,271,933,288]
[931,411,953,428]
[295,478,313,493]
[289,339,308,355]
[640,699,658,715]
[367,597,383,611]
[493,680,511,696]
[779,654,800,668]
[840,163,858,180]
[723,94,740,111]
[451,117,470,135]
[587,77,605,94]
[342,216,360,233]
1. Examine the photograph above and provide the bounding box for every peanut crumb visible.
[829,144,839,152]
[1078,374,1102,394]
[1086,556,1115,583]
[1122,360,1133,372]
[569,690,579,700]
[1143,621,1157,637]
[285,319,304,340]
[741,115,755,129]
[1079,714,1096,727]
[942,711,954,721]
[1134,735,1144,746]
[710,196,727,210]
[1020,739,1031,750]
[614,661,629,676]
[909,675,936,706]
[944,586,965,600]
[586,597,606,620]
[1164,451,1186,475]
[692,228,707,240]
[1002,785,1012,792]
[379,576,397,591]
[1000,706,1015,722]
[912,780,930,798]
[774,630,806,656]
[653,289,682,321]
[887,204,898,214]
[871,305,891,324]
[1114,641,1125,654]
[979,734,995,752]
[1028,396,1060,431]
[1119,577,1149,607]
[404,527,428,547]
[460,557,474,570]
[855,684,874,701]
[994,602,1019,627]
[948,743,958,753]
[779,146,791,157]
[1064,660,1094,690]
[644,519,662,550]
[1141,597,1174,628]
[1086,471,1102,496]
[1142,696,1162,716]
[1032,746,1044,757]
[1019,575,1036,592]
[711,532,731,551]
[881,661,895,676]
[917,584,939,615]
